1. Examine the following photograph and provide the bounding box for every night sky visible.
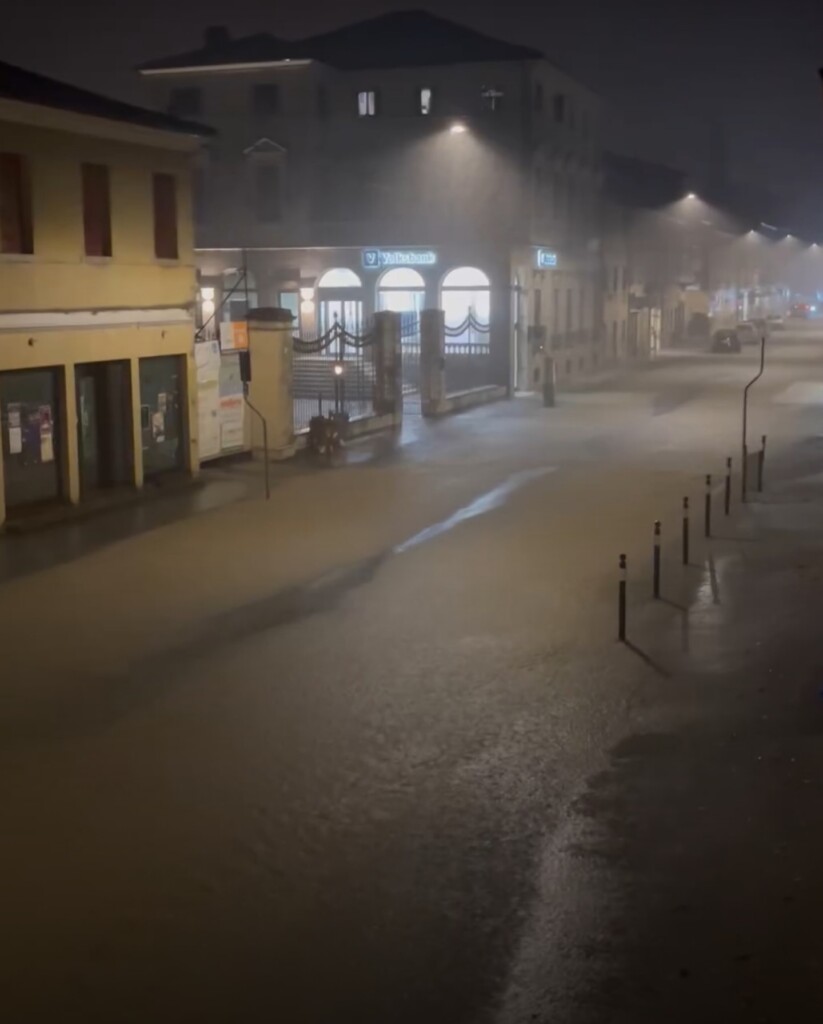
[4,0,823,231]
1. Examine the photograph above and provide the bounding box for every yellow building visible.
[0,61,212,526]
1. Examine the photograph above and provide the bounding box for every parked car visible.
[711,329,741,353]
[767,314,785,330]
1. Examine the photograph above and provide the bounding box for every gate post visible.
[373,311,402,421]
[246,307,296,461]
[420,308,446,417]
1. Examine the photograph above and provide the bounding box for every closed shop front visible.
[0,367,63,511]
[139,355,185,476]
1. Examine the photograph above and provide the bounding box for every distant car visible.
[766,314,785,330]
[790,303,811,318]
[711,329,741,353]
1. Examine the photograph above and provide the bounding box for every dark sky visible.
[5,0,823,231]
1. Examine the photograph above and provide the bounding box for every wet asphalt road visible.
[3,331,823,1022]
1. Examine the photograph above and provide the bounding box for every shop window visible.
[0,367,61,508]
[152,172,178,259]
[358,91,377,117]
[254,164,282,222]
[168,87,201,117]
[419,88,432,115]
[82,163,112,258]
[553,93,566,123]
[440,267,491,343]
[0,153,33,255]
[253,83,280,115]
[139,356,185,476]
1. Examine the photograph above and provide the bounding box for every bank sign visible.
[362,248,438,269]
[536,248,559,269]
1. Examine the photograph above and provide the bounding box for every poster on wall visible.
[7,404,22,455]
[39,405,54,463]
[219,321,249,351]
[196,340,225,460]
[219,355,246,452]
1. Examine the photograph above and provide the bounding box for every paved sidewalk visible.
[500,457,823,1022]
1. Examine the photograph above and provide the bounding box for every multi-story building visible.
[0,61,210,525]
[139,10,603,391]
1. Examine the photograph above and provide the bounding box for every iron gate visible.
[400,312,420,396]
[444,312,492,394]
[292,318,377,432]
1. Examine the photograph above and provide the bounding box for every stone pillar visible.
[247,307,296,461]
[420,308,446,417]
[0,422,6,528]
[62,363,80,506]
[373,311,402,418]
[129,356,144,490]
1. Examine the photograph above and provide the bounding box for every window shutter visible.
[153,173,178,259]
[82,163,112,257]
[0,153,33,254]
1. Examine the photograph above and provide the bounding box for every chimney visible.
[204,25,231,49]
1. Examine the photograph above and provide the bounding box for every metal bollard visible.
[653,521,661,599]
[682,497,690,565]
[618,553,627,642]
[741,444,748,502]
[704,474,712,539]
[758,434,767,492]
[725,457,732,516]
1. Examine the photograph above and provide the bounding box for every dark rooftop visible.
[139,10,544,73]
[0,60,214,136]
[299,11,544,70]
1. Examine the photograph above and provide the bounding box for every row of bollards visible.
[618,437,767,641]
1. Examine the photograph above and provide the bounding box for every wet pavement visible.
[3,331,823,1021]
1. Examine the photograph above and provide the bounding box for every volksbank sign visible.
[536,248,559,269]
[362,248,438,269]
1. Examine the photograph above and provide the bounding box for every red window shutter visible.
[0,153,33,254]
[82,163,112,257]
[152,173,178,259]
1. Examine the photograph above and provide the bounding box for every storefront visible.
[76,360,133,493]
[197,243,515,387]
[0,367,63,511]
[139,356,186,477]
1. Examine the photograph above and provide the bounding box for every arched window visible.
[440,267,491,340]
[377,268,425,315]
[317,267,362,289]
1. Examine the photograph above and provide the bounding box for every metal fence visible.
[400,312,421,397]
[293,319,376,432]
[444,313,493,394]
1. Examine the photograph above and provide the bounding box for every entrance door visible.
[319,298,363,336]
[76,361,132,493]
[0,367,62,510]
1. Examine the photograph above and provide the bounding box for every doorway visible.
[76,361,133,493]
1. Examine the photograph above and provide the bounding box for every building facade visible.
[139,11,603,392]
[0,62,210,524]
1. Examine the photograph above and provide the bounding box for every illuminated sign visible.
[362,248,438,269]
[536,249,559,269]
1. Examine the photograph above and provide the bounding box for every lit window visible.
[358,91,377,117]
[419,88,432,115]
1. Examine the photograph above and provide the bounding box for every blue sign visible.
[362,248,438,269]
[536,249,559,269]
